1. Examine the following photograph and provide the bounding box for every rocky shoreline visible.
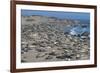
[21,15,90,62]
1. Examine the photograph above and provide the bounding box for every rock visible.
[28,45,36,48]
[36,53,47,58]
[56,55,65,59]
[52,50,56,52]
[21,48,28,52]
[26,18,35,21]
[21,51,24,54]
[56,54,72,59]
[45,56,53,60]
[65,58,71,61]
[49,52,57,56]
[76,54,81,59]
[21,59,27,62]
[35,48,46,52]
[46,46,51,49]
[81,32,89,36]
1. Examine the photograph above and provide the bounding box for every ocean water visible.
[64,23,90,37]
[21,10,90,20]
[70,24,89,35]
